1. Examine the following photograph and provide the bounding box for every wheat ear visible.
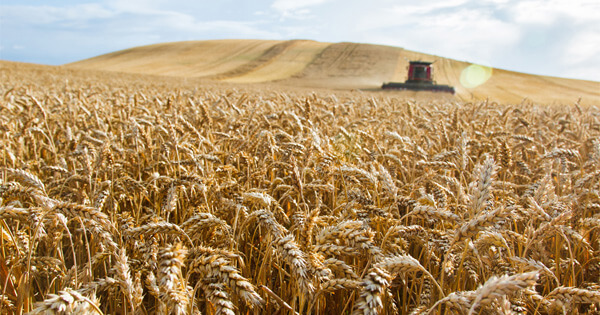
[468,271,539,315]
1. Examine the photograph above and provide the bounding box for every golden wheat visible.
[0,60,598,314]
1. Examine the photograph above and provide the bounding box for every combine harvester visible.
[382,61,455,94]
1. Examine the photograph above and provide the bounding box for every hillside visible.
[67,39,599,105]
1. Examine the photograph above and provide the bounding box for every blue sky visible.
[1,0,599,81]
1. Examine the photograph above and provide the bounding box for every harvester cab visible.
[407,61,432,83]
[382,61,455,94]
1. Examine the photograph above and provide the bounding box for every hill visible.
[67,39,599,105]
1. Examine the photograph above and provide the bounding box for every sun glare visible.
[460,64,493,88]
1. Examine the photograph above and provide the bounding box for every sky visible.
[1,0,599,81]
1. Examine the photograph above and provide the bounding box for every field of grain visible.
[67,39,600,106]
[1,60,599,314]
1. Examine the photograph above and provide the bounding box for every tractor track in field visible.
[208,40,300,80]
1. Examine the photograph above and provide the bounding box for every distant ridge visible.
[67,39,600,105]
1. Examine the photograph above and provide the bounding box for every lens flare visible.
[460,64,493,88]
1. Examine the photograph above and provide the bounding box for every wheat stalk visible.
[158,243,190,314]
[352,266,392,315]
[1,167,46,193]
[468,271,539,315]
[30,288,102,315]
[5,60,600,315]
[202,282,235,315]
[188,254,264,308]
[546,286,600,304]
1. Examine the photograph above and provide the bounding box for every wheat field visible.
[67,39,600,106]
[1,61,599,314]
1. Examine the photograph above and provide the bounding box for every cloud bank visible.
[1,0,598,81]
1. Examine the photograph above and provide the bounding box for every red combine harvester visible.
[382,61,455,94]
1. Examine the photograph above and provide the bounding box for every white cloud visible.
[105,0,167,13]
[2,1,276,38]
[482,0,510,4]
[509,0,599,24]
[339,0,599,80]
[1,3,114,25]
[271,0,330,12]
[0,1,280,65]
[356,2,471,30]
[355,3,519,66]
[1,0,598,80]
[564,30,600,66]
[270,0,333,20]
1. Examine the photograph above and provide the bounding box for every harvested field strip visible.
[212,40,300,80]
[223,40,330,83]
[69,39,281,78]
